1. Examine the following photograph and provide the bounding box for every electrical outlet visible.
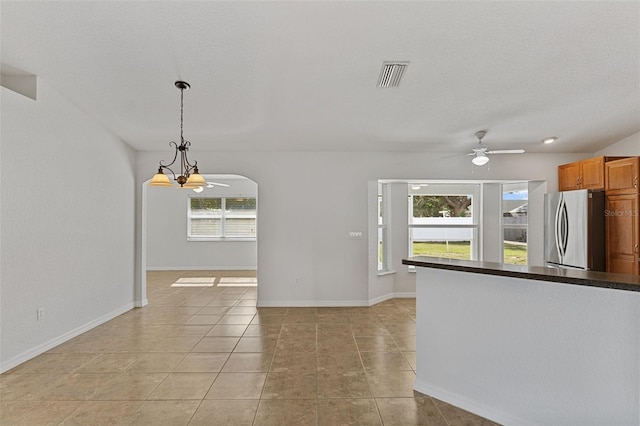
[37,307,45,321]
[295,276,300,285]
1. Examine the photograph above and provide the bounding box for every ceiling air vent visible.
[377,61,409,88]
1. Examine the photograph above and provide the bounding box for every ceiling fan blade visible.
[206,182,230,187]
[442,153,473,159]
[486,149,525,154]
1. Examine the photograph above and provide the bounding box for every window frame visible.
[501,183,528,265]
[187,196,257,241]
[407,184,480,264]
[377,182,391,273]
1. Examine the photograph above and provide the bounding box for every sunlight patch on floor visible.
[218,277,258,287]
[171,277,216,287]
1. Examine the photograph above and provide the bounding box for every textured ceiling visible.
[2,1,639,154]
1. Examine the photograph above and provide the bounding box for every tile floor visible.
[1,270,499,425]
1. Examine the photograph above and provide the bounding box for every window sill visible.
[187,238,257,242]
[377,270,396,277]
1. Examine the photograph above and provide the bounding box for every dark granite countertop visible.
[402,256,640,293]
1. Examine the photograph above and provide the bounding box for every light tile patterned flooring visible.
[1,270,499,425]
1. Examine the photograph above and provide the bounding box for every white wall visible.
[527,180,547,266]
[414,267,640,425]
[1,82,136,372]
[595,131,640,156]
[388,182,412,295]
[136,151,586,307]
[146,176,257,270]
[481,183,502,263]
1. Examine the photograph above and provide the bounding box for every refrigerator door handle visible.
[561,202,569,256]
[554,196,564,261]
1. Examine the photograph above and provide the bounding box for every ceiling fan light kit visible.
[469,130,525,166]
[472,153,490,166]
[150,81,205,188]
[471,130,489,166]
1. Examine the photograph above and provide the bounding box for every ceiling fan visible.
[192,181,231,193]
[205,181,229,188]
[469,130,525,166]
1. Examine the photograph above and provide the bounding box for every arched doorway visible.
[141,174,258,306]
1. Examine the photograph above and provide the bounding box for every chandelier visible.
[149,81,205,188]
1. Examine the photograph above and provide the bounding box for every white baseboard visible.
[135,299,148,308]
[393,291,416,298]
[257,299,371,307]
[256,292,416,308]
[368,293,394,305]
[368,292,416,306]
[414,378,531,426]
[0,302,135,374]
[146,266,256,271]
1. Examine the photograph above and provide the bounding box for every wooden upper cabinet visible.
[580,156,606,190]
[558,156,626,192]
[605,157,639,195]
[558,161,581,191]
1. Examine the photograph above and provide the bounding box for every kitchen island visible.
[403,256,640,426]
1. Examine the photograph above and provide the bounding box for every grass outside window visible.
[411,241,527,265]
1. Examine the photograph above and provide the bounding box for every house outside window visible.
[502,183,528,265]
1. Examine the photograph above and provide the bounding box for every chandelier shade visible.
[150,167,174,186]
[184,172,207,188]
[149,81,204,188]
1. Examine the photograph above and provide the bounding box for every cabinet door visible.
[558,162,581,191]
[606,194,639,275]
[605,157,639,195]
[580,156,605,190]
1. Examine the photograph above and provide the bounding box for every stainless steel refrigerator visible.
[544,189,605,271]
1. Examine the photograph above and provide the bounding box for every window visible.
[377,183,390,272]
[408,184,479,261]
[188,197,256,240]
[502,183,527,264]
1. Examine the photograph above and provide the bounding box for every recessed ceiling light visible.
[542,137,558,144]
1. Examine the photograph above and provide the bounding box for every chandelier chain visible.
[180,87,184,143]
